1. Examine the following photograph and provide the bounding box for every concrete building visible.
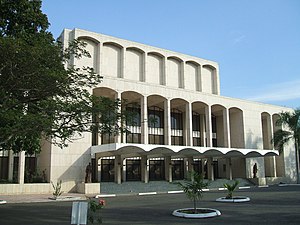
[0,28,298,194]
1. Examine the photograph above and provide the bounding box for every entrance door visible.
[149,160,165,180]
[172,160,184,180]
[193,160,202,175]
[213,160,219,179]
[126,159,141,181]
[101,159,115,182]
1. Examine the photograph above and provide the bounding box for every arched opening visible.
[185,61,201,91]
[122,91,143,144]
[211,104,227,147]
[170,98,188,146]
[202,65,218,94]
[147,52,164,85]
[102,42,122,78]
[192,102,209,147]
[167,57,183,88]
[126,47,145,82]
[229,107,245,148]
[147,95,166,145]
[92,87,118,145]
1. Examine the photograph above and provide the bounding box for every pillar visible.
[185,157,194,179]
[96,155,101,182]
[8,150,14,181]
[115,92,122,144]
[96,42,103,76]
[121,48,126,78]
[114,155,122,184]
[226,158,233,180]
[141,95,148,144]
[162,57,167,85]
[185,102,193,146]
[141,156,149,183]
[270,116,277,177]
[164,99,171,145]
[122,158,126,182]
[205,105,212,147]
[207,157,214,181]
[223,108,231,148]
[18,151,25,184]
[200,114,206,147]
[165,156,172,182]
[197,65,202,92]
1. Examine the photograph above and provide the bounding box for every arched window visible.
[171,109,183,130]
[125,103,141,144]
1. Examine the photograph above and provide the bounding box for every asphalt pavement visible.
[0,185,300,225]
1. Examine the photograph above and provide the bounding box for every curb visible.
[95,184,300,198]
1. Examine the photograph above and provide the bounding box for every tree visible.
[223,180,239,199]
[273,109,300,183]
[175,172,209,213]
[0,0,127,154]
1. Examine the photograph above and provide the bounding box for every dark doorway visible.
[213,160,219,179]
[0,157,8,180]
[126,159,141,181]
[149,160,165,180]
[172,160,184,180]
[101,159,115,182]
[193,160,203,175]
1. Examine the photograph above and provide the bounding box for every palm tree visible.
[223,180,239,199]
[273,109,300,183]
[176,171,209,213]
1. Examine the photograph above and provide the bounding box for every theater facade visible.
[0,28,297,194]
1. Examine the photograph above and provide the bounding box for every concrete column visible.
[121,48,126,78]
[115,92,122,144]
[96,42,103,75]
[185,157,194,179]
[142,52,146,82]
[164,99,171,145]
[197,65,202,92]
[115,155,123,184]
[122,158,126,182]
[266,116,272,149]
[141,156,149,183]
[270,116,277,177]
[141,95,148,144]
[207,157,214,181]
[226,158,233,180]
[180,61,185,89]
[8,150,14,181]
[162,57,167,85]
[18,151,25,184]
[96,155,101,182]
[200,114,206,147]
[205,105,212,147]
[165,156,172,182]
[202,159,206,177]
[185,102,193,146]
[223,108,231,148]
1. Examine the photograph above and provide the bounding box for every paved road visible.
[0,185,299,225]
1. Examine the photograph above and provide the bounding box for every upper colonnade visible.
[61,28,220,95]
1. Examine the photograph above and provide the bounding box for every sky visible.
[42,0,300,109]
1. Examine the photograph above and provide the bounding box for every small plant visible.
[51,180,63,199]
[87,198,105,224]
[223,180,239,199]
[175,171,209,214]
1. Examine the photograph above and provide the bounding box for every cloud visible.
[246,79,300,102]
[233,35,246,44]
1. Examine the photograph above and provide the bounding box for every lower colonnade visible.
[91,143,279,184]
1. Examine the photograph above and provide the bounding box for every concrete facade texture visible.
[0,28,297,194]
